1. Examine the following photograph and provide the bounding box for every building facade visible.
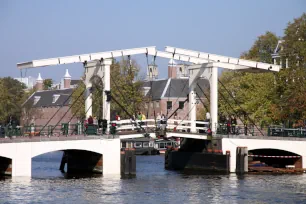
[21,69,80,130]
[142,60,209,120]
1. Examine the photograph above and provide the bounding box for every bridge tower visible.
[84,59,112,123]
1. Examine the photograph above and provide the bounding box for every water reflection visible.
[0,153,306,203]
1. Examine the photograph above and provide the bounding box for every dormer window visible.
[52,94,60,103]
[143,87,151,96]
[33,96,41,105]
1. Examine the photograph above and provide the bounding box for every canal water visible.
[1,152,306,204]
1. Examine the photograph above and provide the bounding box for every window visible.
[159,143,165,149]
[155,101,160,108]
[145,103,148,108]
[121,142,126,148]
[33,96,41,105]
[167,101,172,110]
[143,142,149,147]
[52,94,60,103]
[150,102,153,108]
[179,101,184,109]
[134,142,142,148]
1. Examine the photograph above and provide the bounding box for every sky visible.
[0,0,305,82]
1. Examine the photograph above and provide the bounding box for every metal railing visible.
[111,119,209,133]
[216,123,255,136]
[0,119,210,140]
[267,126,306,137]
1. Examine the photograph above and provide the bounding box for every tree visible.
[272,13,306,126]
[218,32,279,125]
[0,77,27,125]
[70,58,145,121]
[110,58,145,119]
[43,79,53,90]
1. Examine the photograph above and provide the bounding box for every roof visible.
[23,88,73,108]
[143,79,168,100]
[143,78,209,100]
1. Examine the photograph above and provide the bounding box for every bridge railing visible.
[216,123,255,136]
[267,126,306,137]
[111,119,209,133]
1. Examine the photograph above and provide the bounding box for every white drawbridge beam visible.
[17,46,157,69]
[165,46,280,72]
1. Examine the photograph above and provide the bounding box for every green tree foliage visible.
[43,78,53,90]
[70,81,86,120]
[110,58,145,118]
[219,13,306,127]
[272,13,306,126]
[70,58,145,120]
[219,32,278,125]
[0,77,27,124]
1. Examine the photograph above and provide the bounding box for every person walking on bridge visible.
[231,116,237,134]
[227,117,231,135]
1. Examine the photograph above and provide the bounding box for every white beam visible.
[165,46,280,72]
[17,46,156,69]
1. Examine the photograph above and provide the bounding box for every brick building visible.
[21,69,80,128]
[142,60,209,120]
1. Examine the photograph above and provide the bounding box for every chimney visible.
[168,59,177,79]
[64,69,71,89]
[35,73,43,91]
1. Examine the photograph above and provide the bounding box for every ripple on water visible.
[1,154,306,203]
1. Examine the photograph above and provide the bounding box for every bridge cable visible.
[196,82,232,120]
[196,80,259,135]
[218,79,264,136]
[38,81,86,135]
[109,59,137,118]
[145,52,158,131]
[173,102,197,130]
[166,53,175,118]
[218,87,260,136]
[110,91,148,134]
[196,81,247,133]
[49,86,87,134]
[106,59,147,133]
[65,87,104,135]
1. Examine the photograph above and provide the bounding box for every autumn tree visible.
[218,32,279,125]
[272,13,306,126]
[43,78,53,90]
[0,77,27,125]
[70,58,145,121]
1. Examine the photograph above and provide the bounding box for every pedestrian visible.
[93,116,98,126]
[227,117,231,134]
[88,116,93,125]
[231,116,236,134]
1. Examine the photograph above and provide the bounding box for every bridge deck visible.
[2,132,306,144]
[216,134,306,141]
[0,135,113,144]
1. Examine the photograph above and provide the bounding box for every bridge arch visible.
[31,144,103,159]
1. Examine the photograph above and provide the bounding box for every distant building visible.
[21,69,80,129]
[272,40,289,69]
[14,76,36,89]
[142,59,209,120]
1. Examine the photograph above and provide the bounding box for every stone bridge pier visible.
[222,137,306,173]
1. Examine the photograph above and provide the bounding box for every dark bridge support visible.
[165,138,230,173]
[121,149,136,175]
[0,157,12,176]
[59,150,103,174]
